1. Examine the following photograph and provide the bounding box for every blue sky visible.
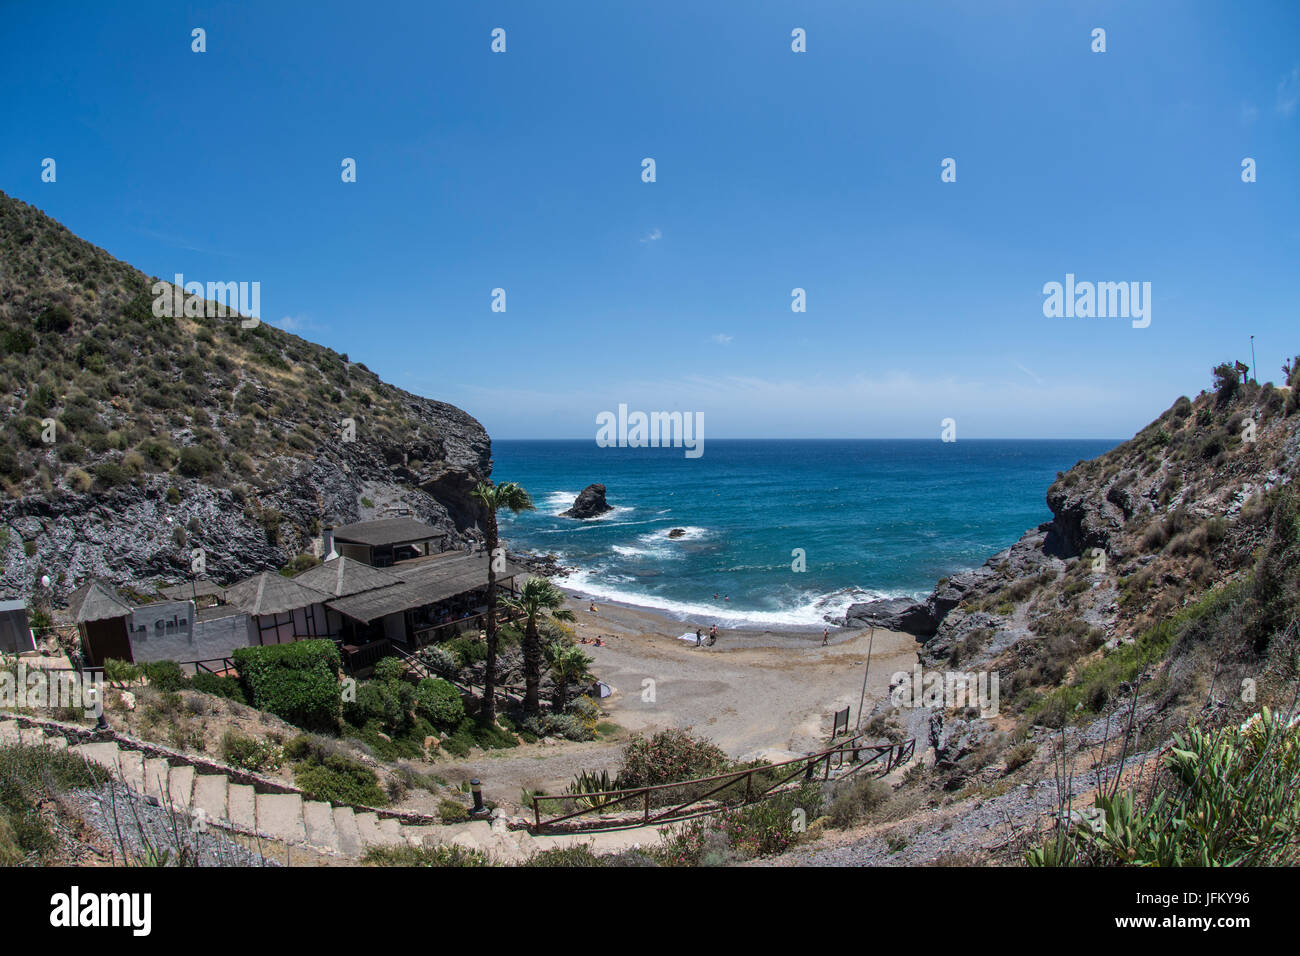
[2,0,1297,439]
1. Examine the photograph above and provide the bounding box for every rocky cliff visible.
[849,371,1300,789]
[0,190,492,601]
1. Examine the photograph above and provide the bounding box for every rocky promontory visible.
[0,189,492,602]
[560,483,613,519]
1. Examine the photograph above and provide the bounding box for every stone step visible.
[115,751,146,793]
[45,734,69,751]
[143,758,171,803]
[18,726,47,747]
[402,824,444,846]
[378,817,403,843]
[167,764,195,811]
[191,774,229,826]
[257,792,307,844]
[0,720,19,744]
[354,812,403,847]
[70,741,121,770]
[332,807,363,857]
[302,801,340,853]
[227,783,257,832]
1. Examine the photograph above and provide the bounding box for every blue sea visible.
[492,439,1118,629]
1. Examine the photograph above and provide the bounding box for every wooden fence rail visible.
[530,731,915,834]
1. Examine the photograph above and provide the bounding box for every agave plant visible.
[566,769,622,810]
[1028,708,1300,867]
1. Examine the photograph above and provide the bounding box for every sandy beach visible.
[437,591,918,803]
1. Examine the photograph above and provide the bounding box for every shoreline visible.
[560,589,860,650]
[516,550,921,636]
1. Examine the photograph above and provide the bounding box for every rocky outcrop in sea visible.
[559,483,613,519]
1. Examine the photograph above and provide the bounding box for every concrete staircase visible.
[0,715,554,863]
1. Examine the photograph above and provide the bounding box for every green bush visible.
[232,640,342,732]
[140,660,189,691]
[438,797,469,822]
[618,729,728,789]
[344,679,414,734]
[92,461,132,487]
[518,712,592,742]
[103,658,142,685]
[826,775,890,829]
[288,737,386,806]
[717,783,822,859]
[177,445,220,477]
[414,678,464,729]
[416,645,459,679]
[444,636,487,668]
[443,716,519,755]
[220,729,285,773]
[372,657,406,683]
[190,671,246,703]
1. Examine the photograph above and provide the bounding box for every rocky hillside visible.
[844,366,1300,791]
[0,190,491,601]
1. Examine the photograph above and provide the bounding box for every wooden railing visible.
[340,639,392,674]
[411,607,522,647]
[530,732,915,834]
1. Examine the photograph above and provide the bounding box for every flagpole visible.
[855,625,876,731]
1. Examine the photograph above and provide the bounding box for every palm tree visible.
[545,640,594,714]
[503,577,575,715]
[470,480,535,724]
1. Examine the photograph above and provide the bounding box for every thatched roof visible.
[330,517,441,548]
[159,580,226,601]
[293,557,404,598]
[65,579,133,624]
[224,572,328,617]
[326,551,528,624]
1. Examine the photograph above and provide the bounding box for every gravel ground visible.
[72,781,278,867]
[764,719,1166,867]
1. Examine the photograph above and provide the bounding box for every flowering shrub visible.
[416,645,460,680]
[618,729,727,790]
[717,784,822,859]
[220,729,286,773]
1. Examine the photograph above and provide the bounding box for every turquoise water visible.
[492,439,1117,629]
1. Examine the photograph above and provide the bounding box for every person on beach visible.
[695,628,703,646]
[589,602,597,613]
[709,624,718,645]
[822,627,829,646]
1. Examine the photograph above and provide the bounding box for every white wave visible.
[540,491,636,522]
[657,525,709,541]
[554,570,900,629]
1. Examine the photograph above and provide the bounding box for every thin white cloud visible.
[1014,362,1045,386]
[275,314,311,331]
[710,333,733,345]
[640,228,662,243]
[1240,101,1259,125]
[1278,66,1299,116]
